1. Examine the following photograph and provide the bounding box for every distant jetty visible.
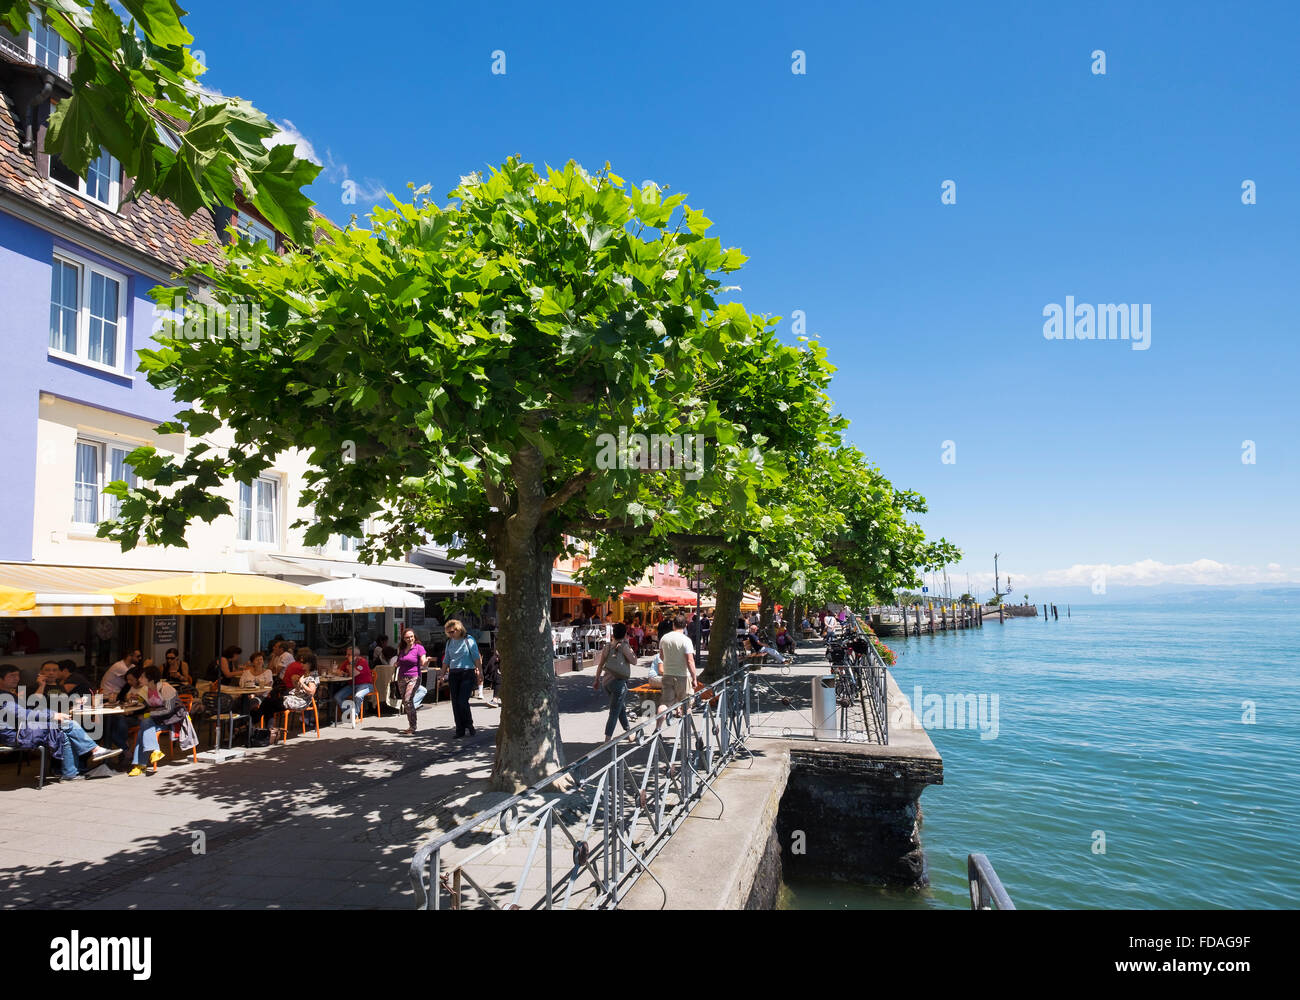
[870,601,1040,638]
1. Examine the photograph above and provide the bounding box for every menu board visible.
[152,616,178,644]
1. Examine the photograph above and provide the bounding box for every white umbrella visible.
[306,578,425,723]
[306,577,425,611]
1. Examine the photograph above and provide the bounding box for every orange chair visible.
[357,687,382,722]
[282,699,320,740]
[156,694,198,769]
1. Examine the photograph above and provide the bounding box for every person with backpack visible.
[592,622,638,742]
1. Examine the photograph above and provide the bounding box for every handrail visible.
[410,664,756,910]
[967,853,1015,909]
[845,611,889,745]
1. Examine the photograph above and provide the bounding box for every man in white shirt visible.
[100,648,141,704]
[657,616,696,726]
[276,641,296,674]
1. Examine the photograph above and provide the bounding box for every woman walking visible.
[593,622,638,742]
[395,628,427,736]
[437,620,482,739]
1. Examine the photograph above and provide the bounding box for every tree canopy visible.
[104,158,962,786]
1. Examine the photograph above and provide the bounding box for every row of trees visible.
[16,1,960,792]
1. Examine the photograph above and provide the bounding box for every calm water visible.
[779,601,1300,909]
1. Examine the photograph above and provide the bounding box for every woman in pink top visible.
[395,628,427,735]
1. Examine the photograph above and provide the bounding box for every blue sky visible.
[188,0,1299,597]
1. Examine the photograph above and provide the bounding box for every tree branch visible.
[541,470,597,514]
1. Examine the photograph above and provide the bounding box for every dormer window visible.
[27,13,69,77]
[237,214,276,249]
[50,149,121,211]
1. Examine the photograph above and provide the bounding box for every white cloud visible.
[952,558,1299,591]
[319,148,389,205]
[270,118,320,165]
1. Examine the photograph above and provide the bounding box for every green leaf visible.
[119,0,193,47]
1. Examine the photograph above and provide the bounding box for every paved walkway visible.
[0,643,835,909]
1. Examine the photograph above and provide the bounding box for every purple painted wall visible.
[0,207,182,562]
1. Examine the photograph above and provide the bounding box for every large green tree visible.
[107,159,794,791]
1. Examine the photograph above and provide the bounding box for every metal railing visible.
[845,611,889,745]
[967,853,1015,909]
[409,666,755,910]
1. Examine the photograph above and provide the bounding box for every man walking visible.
[656,615,696,729]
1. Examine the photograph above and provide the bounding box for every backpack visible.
[599,641,632,680]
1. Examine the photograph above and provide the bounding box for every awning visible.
[0,563,206,616]
[260,555,494,593]
[620,586,660,602]
[655,586,699,603]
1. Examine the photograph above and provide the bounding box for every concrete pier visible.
[622,652,943,909]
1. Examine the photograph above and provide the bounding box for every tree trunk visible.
[490,527,566,793]
[705,576,742,682]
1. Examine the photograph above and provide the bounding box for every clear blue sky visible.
[187,0,1299,593]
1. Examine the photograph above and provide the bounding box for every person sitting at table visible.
[119,666,147,704]
[281,654,320,717]
[33,660,63,700]
[333,647,373,723]
[55,661,93,699]
[219,645,243,685]
[100,648,141,704]
[163,648,192,688]
[240,650,273,689]
[0,664,121,780]
[746,633,786,664]
[7,622,39,655]
[282,648,313,692]
[275,641,297,676]
[237,650,273,716]
[127,666,180,776]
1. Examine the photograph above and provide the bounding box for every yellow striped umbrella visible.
[98,572,327,614]
[0,583,36,612]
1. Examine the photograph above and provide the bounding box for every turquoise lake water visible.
[779,600,1300,910]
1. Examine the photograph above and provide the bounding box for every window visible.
[237,215,276,249]
[107,447,137,521]
[27,14,69,76]
[238,477,280,544]
[73,441,100,526]
[47,251,128,372]
[72,439,136,527]
[339,518,372,551]
[50,149,121,210]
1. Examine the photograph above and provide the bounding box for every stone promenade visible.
[0,642,842,909]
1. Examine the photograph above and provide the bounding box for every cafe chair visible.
[202,690,251,748]
[356,687,382,723]
[155,694,199,769]
[282,699,321,741]
[1,744,49,789]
